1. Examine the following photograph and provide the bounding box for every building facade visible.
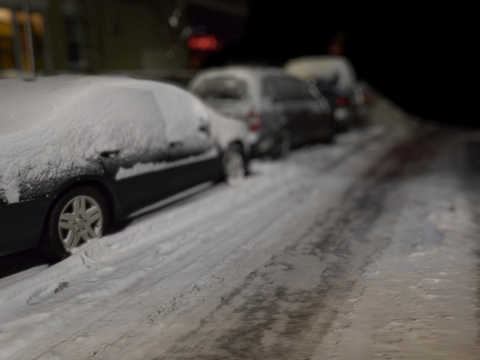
[0,0,247,77]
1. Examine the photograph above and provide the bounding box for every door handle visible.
[199,123,210,134]
[169,141,183,148]
[99,150,120,158]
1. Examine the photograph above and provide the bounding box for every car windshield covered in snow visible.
[192,76,247,101]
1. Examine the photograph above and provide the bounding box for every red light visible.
[328,41,344,55]
[336,96,349,107]
[364,92,375,104]
[187,35,219,51]
[247,112,262,131]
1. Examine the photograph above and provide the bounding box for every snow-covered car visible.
[285,56,371,131]
[188,66,335,159]
[0,76,249,261]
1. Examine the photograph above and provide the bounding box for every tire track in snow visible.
[0,126,396,360]
[140,130,447,359]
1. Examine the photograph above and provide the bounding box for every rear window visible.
[263,76,314,101]
[193,76,247,101]
[314,78,338,92]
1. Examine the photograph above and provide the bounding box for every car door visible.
[274,77,308,147]
[89,85,170,213]
[94,84,217,214]
[294,80,328,142]
[153,85,219,196]
[262,76,286,138]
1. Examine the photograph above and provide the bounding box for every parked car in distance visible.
[285,56,373,132]
[0,76,249,261]
[188,66,335,159]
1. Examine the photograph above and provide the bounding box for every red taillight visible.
[247,112,262,131]
[336,96,349,107]
[364,92,375,104]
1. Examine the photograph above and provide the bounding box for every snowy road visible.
[1,123,480,359]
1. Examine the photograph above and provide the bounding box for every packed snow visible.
[1,119,478,359]
[0,125,397,359]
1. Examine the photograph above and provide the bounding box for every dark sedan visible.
[0,76,249,261]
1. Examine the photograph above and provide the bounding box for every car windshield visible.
[193,76,247,101]
[313,77,337,91]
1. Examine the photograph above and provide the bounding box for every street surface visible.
[1,121,480,359]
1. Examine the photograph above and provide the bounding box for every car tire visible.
[39,186,110,262]
[270,128,291,160]
[222,144,246,185]
[317,124,335,144]
[335,120,349,133]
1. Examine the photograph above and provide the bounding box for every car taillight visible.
[336,96,349,107]
[364,92,375,104]
[247,112,262,131]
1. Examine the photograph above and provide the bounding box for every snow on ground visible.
[0,125,389,358]
[1,122,479,359]
[311,135,480,359]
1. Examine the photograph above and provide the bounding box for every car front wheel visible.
[40,186,110,262]
[270,128,291,160]
[317,123,335,144]
[222,144,246,185]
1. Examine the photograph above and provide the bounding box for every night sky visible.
[210,2,473,126]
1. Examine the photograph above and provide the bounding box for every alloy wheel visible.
[58,195,103,250]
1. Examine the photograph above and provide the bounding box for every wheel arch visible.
[220,140,250,181]
[229,140,250,167]
[55,178,121,218]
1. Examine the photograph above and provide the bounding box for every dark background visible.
[209,1,473,126]
[0,1,472,125]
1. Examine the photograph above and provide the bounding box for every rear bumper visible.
[334,107,355,122]
[333,107,358,132]
[0,199,48,256]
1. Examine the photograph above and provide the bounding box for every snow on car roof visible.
[0,75,247,204]
[188,66,293,103]
[284,56,357,92]
[0,75,217,204]
[0,75,181,136]
[191,65,286,76]
[189,66,287,87]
